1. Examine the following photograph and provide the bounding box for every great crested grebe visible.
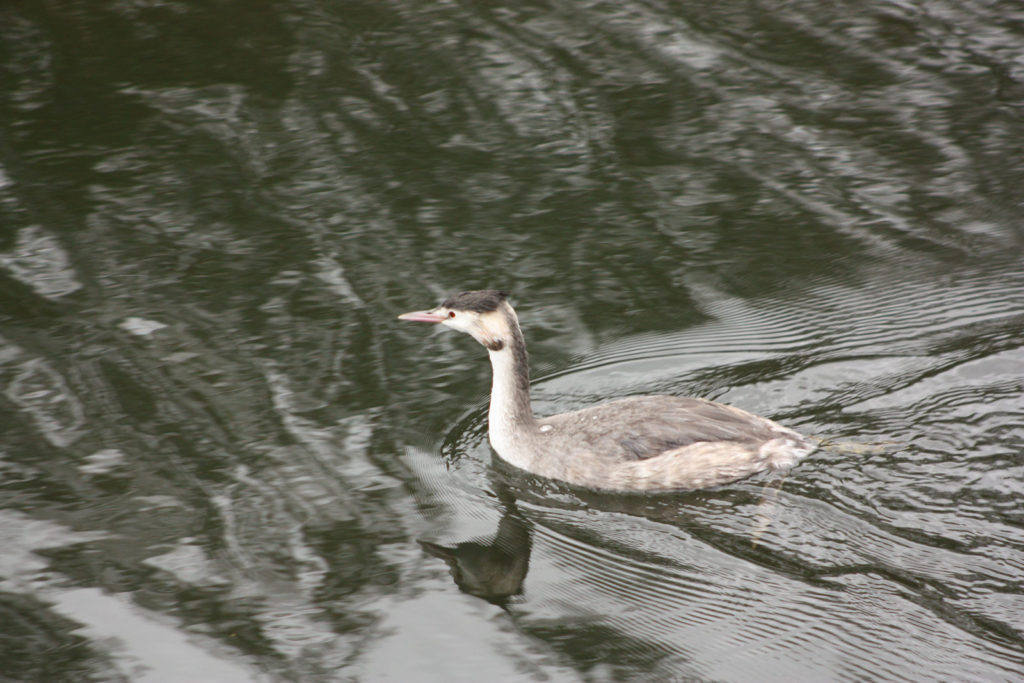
[399,290,816,492]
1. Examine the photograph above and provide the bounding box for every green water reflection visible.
[1,0,1023,679]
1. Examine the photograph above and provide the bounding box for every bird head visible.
[398,289,514,351]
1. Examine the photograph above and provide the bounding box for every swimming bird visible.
[399,290,815,492]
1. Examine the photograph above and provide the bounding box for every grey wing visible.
[544,396,785,461]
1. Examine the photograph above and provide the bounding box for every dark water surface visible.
[2,0,1023,680]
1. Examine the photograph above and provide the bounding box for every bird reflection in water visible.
[419,507,532,607]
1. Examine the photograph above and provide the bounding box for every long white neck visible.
[486,323,537,464]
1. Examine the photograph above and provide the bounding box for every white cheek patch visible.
[476,312,508,345]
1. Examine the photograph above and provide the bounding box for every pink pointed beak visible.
[397,308,447,323]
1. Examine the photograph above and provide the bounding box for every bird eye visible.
[448,311,456,318]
